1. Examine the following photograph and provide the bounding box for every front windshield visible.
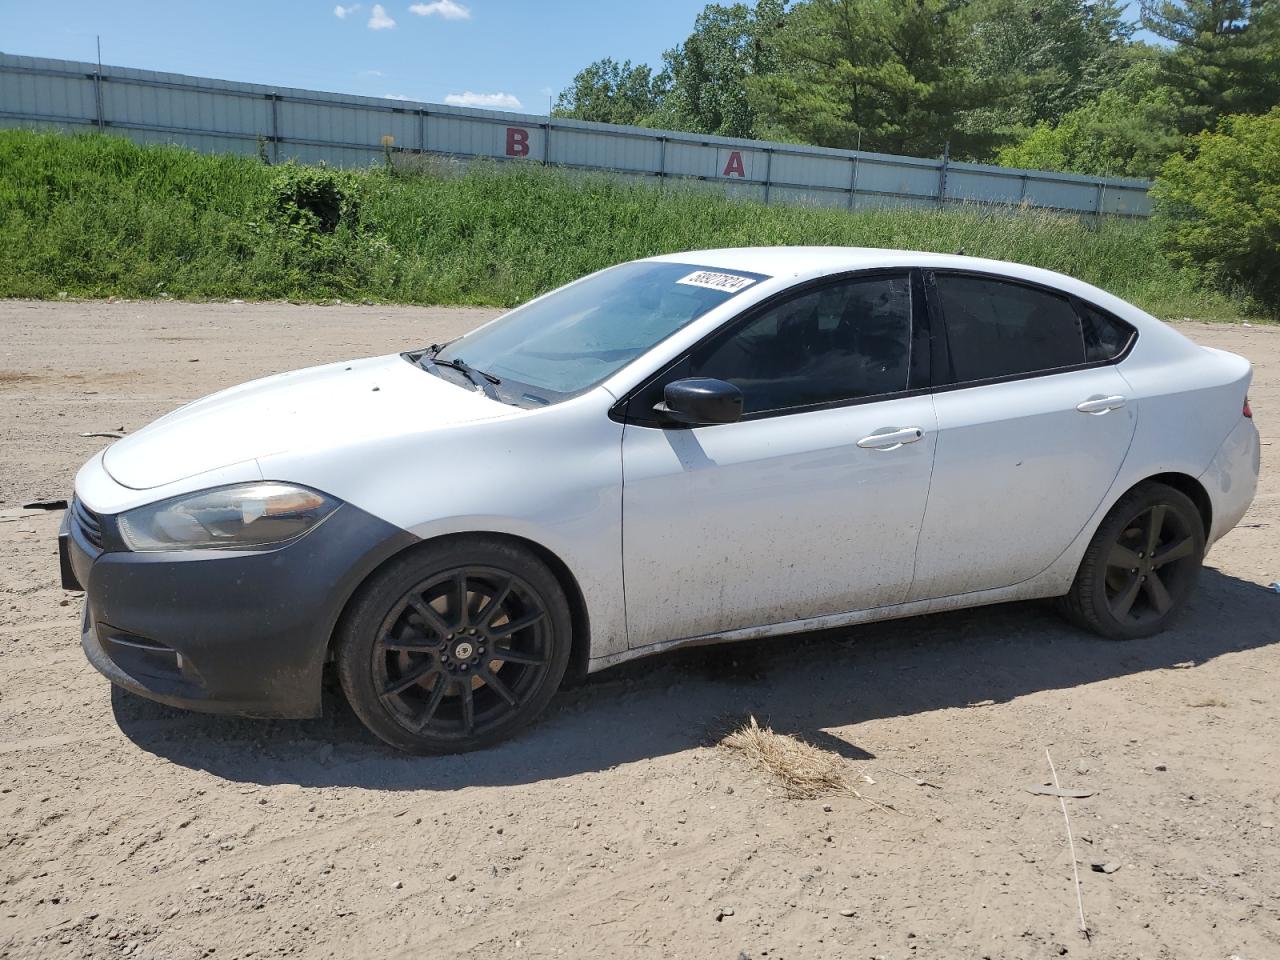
[432,261,768,402]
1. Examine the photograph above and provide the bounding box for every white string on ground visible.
[1046,747,1089,938]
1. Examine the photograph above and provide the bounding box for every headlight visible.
[118,483,340,552]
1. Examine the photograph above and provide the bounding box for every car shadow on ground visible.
[111,566,1278,789]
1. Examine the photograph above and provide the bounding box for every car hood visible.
[102,353,510,490]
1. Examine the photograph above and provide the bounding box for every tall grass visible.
[0,129,1243,319]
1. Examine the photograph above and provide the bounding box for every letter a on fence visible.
[722,151,746,178]
[506,127,530,158]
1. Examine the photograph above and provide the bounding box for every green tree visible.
[1152,107,1280,312]
[1140,0,1280,133]
[963,0,1133,132]
[996,59,1188,177]
[748,0,1001,157]
[657,1,785,138]
[552,58,668,127]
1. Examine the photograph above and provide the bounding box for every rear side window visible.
[935,275,1084,382]
[1078,302,1135,362]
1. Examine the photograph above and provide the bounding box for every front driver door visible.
[619,271,939,650]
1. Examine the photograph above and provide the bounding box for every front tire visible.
[1060,481,1205,640]
[336,537,572,754]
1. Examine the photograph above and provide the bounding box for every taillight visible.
[1243,396,1253,419]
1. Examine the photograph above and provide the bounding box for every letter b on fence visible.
[506,127,530,158]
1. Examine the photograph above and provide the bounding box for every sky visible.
[0,0,717,115]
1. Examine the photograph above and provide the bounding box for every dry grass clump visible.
[718,716,850,799]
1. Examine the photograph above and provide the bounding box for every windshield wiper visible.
[428,356,501,386]
[422,355,504,403]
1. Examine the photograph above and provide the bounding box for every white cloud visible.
[333,4,360,18]
[409,0,471,20]
[367,4,395,29]
[383,93,412,100]
[361,69,385,77]
[444,91,522,109]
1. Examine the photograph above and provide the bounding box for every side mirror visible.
[657,378,744,426]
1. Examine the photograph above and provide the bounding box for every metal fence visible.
[0,52,1153,218]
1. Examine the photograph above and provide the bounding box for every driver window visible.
[688,274,913,415]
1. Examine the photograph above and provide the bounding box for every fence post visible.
[92,36,105,132]
[658,135,667,188]
[937,141,949,209]
[418,108,426,154]
[1019,174,1029,205]
[763,147,773,205]
[269,93,280,163]
[848,131,862,211]
[1095,180,1106,222]
[91,71,104,131]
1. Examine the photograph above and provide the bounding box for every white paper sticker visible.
[676,270,758,293]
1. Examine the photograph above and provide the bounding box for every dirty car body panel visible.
[62,248,1260,728]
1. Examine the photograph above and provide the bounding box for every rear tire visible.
[336,537,572,754]
[1059,481,1205,641]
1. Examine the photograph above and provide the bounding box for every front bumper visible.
[62,498,416,719]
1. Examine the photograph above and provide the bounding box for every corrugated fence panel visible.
[946,167,1024,205]
[428,112,546,164]
[1023,177,1101,213]
[0,60,95,123]
[104,77,270,141]
[127,127,259,156]
[769,185,849,209]
[1104,185,1152,217]
[856,156,942,202]
[550,126,659,173]
[0,52,1152,217]
[772,152,851,192]
[284,100,420,154]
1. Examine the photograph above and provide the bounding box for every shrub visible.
[1151,108,1280,313]
[268,162,361,234]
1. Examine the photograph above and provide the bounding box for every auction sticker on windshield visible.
[676,270,758,293]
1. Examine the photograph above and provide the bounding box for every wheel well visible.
[327,531,593,682]
[1142,472,1213,540]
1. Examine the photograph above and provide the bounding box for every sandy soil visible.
[0,299,1277,960]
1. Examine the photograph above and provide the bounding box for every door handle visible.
[1076,395,1127,415]
[857,427,924,450]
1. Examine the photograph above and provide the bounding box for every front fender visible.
[257,391,628,660]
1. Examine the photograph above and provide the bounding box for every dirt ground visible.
[0,299,1277,960]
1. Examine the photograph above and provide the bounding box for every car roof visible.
[644,245,1172,330]
[633,245,1205,377]
[647,246,1068,286]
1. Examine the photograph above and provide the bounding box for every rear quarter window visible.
[934,275,1085,382]
[1078,301,1136,362]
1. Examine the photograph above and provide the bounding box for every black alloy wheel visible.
[1100,503,1199,626]
[338,539,572,753]
[1060,481,1205,640]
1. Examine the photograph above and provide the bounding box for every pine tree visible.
[750,0,1001,157]
[1140,0,1280,132]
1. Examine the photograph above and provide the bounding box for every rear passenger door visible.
[907,272,1138,601]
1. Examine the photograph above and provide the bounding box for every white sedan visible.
[60,248,1260,753]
